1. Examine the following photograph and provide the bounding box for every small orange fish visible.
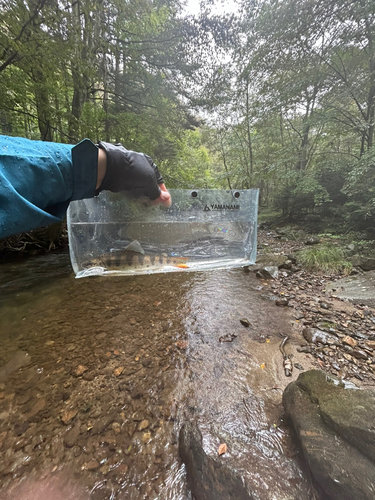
[174,264,189,269]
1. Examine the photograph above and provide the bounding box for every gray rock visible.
[179,422,258,500]
[325,271,375,308]
[255,266,279,280]
[0,351,32,382]
[283,370,375,500]
[255,253,288,268]
[279,260,292,270]
[287,254,297,264]
[359,258,375,272]
[303,327,340,346]
[90,412,117,435]
[305,236,321,245]
[64,425,81,448]
[179,421,313,500]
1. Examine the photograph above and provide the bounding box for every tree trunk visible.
[32,67,53,141]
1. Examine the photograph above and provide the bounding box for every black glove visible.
[96,141,163,199]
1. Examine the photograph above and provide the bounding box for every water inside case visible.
[67,189,259,277]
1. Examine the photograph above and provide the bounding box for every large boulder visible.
[179,420,314,500]
[179,423,250,500]
[283,370,375,500]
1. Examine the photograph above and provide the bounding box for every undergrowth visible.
[296,245,352,274]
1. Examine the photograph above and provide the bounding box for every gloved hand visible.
[96,141,163,200]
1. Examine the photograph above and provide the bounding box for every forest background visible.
[1,0,375,235]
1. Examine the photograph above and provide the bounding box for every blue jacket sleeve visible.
[0,135,98,239]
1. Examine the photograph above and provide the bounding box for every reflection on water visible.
[0,251,312,499]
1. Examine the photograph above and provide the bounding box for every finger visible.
[159,189,172,207]
[148,187,171,207]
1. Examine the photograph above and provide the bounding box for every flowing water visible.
[0,251,315,499]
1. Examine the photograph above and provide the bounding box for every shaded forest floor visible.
[0,222,68,262]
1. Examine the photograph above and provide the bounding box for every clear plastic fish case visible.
[67,189,259,277]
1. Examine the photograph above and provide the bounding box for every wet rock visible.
[110,423,121,437]
[61,390,71,402]
[90,412,117,435]
[25,398,47,421]
[132,412,146,422]
[14,421,29,436]
[138,420,150,431]
[179,421,312,500]
[239,318,251,327]
[74,365,88,377]
[3,450,32,474]
[275,298,289,307]
[219,333,237,343]
[113,366,124,377]
[283,370,375,500]
[61,409,78,425]
[142,431,152,443]
[179,422,251,500]
[0,351,32,382]
[73,445,82,457]
[64,425,81,448]
[82,459,100,471]
[130,387,144,400]
[99,431,117,450]
[256,266,279,280]
[14,436,31,451]
[141,358,152,367]
[303,327,339,346]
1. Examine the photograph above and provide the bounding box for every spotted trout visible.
[83,240,189,272]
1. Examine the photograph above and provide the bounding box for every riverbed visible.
[0,251,317,499]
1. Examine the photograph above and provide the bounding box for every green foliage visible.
[201,0,375,230]
[273,170,330,218]
[296,245,352,274]
[160,129,218,188]
[344,147,375,204]
[0,0,200,148]
[1,0,375,226]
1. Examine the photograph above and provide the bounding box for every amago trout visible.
[82,240,189,272]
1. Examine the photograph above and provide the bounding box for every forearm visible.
[0,136,99,239]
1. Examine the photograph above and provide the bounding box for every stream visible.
[0,251,317,500]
